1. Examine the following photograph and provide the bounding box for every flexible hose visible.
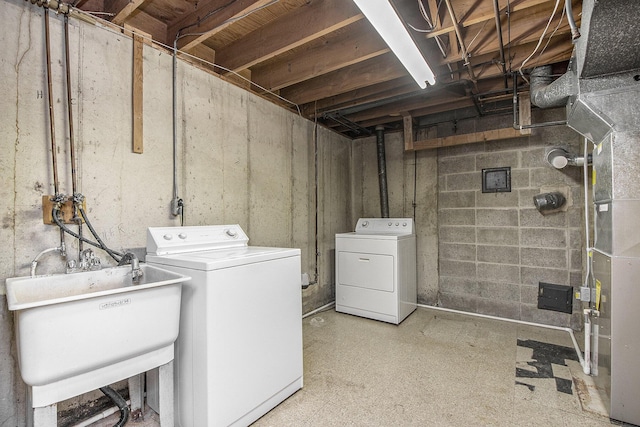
[79,207,123,261]
[52,208,123,260]
[99,386,129,427]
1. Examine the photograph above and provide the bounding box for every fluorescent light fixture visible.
[353,0,436,88]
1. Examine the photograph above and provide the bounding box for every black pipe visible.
[99,386,129,427]
[52,207,123,260]
[376,126,389,218]
[492,0,508,88]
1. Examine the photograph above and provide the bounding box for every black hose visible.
[52,208,123,260]
[79,207,123,261]
[99,386,130,427]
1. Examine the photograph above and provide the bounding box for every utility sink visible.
[6,264,190,407]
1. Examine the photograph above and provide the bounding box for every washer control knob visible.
[403,222,407,227]
[362,221,369,227]
[226,229,238,238]
[178,233,187,239]
[388,222,392,226]
[395,222,399,226]
[163,234,173,240]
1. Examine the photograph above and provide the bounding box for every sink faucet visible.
[118,252,143,284]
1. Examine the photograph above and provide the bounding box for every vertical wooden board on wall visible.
[403,114,414,151]
[519,93,532,135]
[133,32,144,153]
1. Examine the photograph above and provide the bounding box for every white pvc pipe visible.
[592,323,599,376]
[417,304,586,367]
[302,301,335,319]
[71,399,131,427]
[583,137,593,288]
[583,309,591,374]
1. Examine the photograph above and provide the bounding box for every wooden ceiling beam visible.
[215,0,363,73]
[281,52,407,106]
[167,0,274,50]
[330,98,475,133]
[302,77,416,117]
[426,0,553,39]
[341,93,467,124]
[123,9,167,42]
[431,1,579,67]
[251,20,388,92]
[106,0,147,26]
[339,82,482,123]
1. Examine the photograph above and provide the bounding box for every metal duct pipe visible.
[375,125,389,219]
[529,65,576,109]
[546,148,591,169]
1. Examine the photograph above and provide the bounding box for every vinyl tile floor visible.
[89,307,618,427]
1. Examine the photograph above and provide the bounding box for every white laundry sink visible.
[5,264,189,406]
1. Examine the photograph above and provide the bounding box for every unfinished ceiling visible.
[74,0,581,138]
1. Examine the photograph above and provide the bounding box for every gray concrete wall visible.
[0,1,350,424]
[351,133,440,305]
[436,109,585,328]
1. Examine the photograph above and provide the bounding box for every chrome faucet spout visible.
[119,252,143,283]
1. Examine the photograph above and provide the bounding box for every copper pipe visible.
[63,14,78,196]
[44,8,60,195]
[443,0,476,81]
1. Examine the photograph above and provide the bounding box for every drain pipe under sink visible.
[99,386,129,427]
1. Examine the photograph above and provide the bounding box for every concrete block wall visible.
[436,109,586,328]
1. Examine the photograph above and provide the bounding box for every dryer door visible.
[337,251,394,292]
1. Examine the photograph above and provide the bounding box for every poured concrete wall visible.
[0,1,351,423]
[351,133,440,305]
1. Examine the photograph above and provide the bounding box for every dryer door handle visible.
[358,258,370,262]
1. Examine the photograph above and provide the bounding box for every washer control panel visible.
[147,225,248,255]
[355,218,414,235]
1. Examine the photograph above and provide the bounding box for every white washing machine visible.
[335,218,417,324]
[145,225,303,427]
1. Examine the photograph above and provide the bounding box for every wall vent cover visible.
[537,282,573,314]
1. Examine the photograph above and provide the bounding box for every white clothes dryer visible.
[335,218,417,324]
[146,225,303,427]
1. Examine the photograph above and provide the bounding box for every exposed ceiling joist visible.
[215,0,363,72]
[168,0,274,50]
[107,0,148,25]
[81,0,580,139]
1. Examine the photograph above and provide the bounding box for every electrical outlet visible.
[42,195,86,225]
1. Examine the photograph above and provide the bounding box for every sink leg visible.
[158,361,174,427]
[128,374,145,420]
[27,387,57,427]
[33,404,57,427]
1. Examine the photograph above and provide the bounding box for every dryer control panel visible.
[147,225,249,255]
[355,218,414,235]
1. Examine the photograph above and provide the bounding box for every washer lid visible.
[354,218,415,235]
[146,246,300,271]
[147,225,248,255]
